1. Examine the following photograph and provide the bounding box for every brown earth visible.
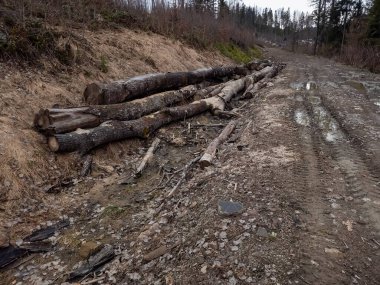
[1,42,380,285]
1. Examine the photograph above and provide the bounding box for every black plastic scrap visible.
[0,245,28,269]
[24,220,70,242]
[0,220,70,270]
[67,244,115,281]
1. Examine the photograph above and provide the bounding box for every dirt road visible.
[2,48,380,284]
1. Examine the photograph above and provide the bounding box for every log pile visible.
[34,60,284,154]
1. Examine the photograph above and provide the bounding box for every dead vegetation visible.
[0,0,258,63]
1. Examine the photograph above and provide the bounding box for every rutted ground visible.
[1,48,380,285]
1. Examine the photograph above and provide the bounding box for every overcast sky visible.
[243,0,314,13]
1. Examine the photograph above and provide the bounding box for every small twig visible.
[236,102,249,110]
[191,124,226,128]
[81,276,105,285]
[167,156,201,197]
[299,276,311,285]
[372,238,380,247]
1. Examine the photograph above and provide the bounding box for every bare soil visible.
[1,45,380,285]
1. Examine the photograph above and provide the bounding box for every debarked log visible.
[199,120,237,168]
[83,61,267,105]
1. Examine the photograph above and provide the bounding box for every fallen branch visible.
[135,138,161,177]
[199,120,237,168]
[143,242,180,262]
[167,156,201,197]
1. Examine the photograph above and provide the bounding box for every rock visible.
[79,241,101,259]
[219,231,227,240]
[256,227,268,238]
[229,276,237,285]
[230,246,239,252]
[218,200,244,216]
[0,31,7,45]
[201,265,207,273]
[128,272,141,280]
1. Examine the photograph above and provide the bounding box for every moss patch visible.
[101,205,125,218]
[215,43,262,63]
[346,80,367,93]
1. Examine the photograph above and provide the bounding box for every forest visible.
[0,0,379,70]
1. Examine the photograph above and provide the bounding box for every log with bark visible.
[34,87,195,135]
[47,65,279,154]
[35,63,272,135]
[83,61,266,105]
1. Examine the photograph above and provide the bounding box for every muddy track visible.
[286,52,380,284]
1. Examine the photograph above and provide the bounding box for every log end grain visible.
[84,83,103,105]
[48,137,60,152]
[199,153,213,169]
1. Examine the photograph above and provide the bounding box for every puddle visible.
[294,109,310,126]
[312,106,343,143]
[290,81,318,91]
[306,81,317,90]
[290,82,305,90]
[309,96,321,105]
[345,80,367,94]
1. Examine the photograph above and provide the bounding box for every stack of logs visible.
[34,60,284,166]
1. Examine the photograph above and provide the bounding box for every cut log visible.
[47,65,280,154]
[35,88,195,134]
[203,65,274,114]
[48,100,210,154]
[83,62,264,105]
[199,120,237,168]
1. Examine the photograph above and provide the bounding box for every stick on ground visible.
[167,156,201,197]
[135,138,161,177]
[199,120,237,168]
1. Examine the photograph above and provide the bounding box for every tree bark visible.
[83,62,264,105]
[199,120,237,168]
[47,65,279,154]
[35,88,195,134]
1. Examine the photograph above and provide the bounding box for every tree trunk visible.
[35,88,195,134]
[83,62,263,105]
[47,65,279,154]
[48,101,210,153]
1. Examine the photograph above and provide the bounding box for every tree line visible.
[0,0,379,71]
